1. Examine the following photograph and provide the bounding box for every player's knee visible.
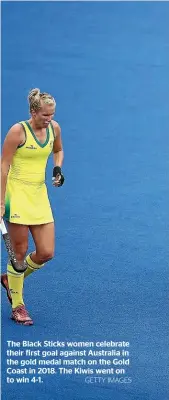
[37,250,54,263]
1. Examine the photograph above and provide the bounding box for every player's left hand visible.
[52,166,65,187]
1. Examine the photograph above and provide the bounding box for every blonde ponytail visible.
[28,88,56,112]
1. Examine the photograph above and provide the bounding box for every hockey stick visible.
[0,218,27,272]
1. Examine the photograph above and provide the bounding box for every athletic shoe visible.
[1,273,12,304]
[11,305,33,326]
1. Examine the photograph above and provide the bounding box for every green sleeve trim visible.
[50,122,56,140]
[18,122,27,148]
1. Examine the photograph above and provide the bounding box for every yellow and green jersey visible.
[5,121,55,225]
[8,121,55,184]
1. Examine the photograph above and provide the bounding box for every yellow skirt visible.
[4,178,54,225]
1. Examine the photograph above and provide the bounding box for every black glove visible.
[53,166,65,186]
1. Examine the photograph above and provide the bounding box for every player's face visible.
[33,103,56,128]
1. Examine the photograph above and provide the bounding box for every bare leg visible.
[29,222,55,264]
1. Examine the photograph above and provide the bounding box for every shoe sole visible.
[11,316,33,326]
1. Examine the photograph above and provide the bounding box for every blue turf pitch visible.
[1,2,169,400]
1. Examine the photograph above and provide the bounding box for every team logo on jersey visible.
[11,213,20,219]
[26,144,37,150]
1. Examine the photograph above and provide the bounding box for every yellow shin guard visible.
[7,264,24,309]
[24,253,44,278]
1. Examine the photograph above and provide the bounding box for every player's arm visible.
[52,121,64,167]
[51,121,64,187]
[1,124,25,211]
